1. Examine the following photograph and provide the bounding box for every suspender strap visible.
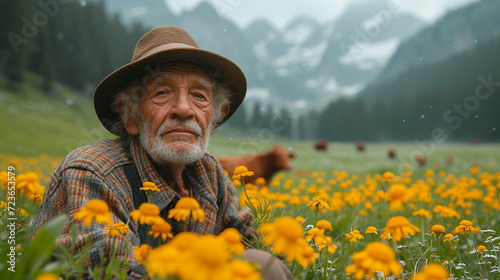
[122,164,154,247]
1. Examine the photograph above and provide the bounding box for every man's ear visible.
[223,104,231,117]
[125,118,139,135]
[116,101,139,135]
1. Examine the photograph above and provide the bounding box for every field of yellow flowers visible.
[1,142,500,280]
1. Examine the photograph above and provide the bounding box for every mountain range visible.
[103,0,426,112]
[358,0,500,103]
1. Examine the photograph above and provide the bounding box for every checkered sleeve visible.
[31,166,139,276]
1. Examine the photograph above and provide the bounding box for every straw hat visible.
[94,26,247,134]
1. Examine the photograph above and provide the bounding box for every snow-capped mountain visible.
[103,0,426,111]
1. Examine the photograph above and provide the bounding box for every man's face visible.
[127,64,215,165]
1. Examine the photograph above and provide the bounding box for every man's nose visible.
[170,91,194,119]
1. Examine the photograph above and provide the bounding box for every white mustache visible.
[157,119,203,137]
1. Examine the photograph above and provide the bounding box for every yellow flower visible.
[168,197,205,222]
[18,208,27,216]
[35,273,60,280]
[129,202,163,225]
[133,244,152,265]
[316,236,338,254]
[306,227,326,244]
[149,218,174,242]
[296,243,318,268]
[146,244,180,278]
[364,201,373,211]
[232,179,242,187]
[177,235,232,280]
[169,231,199,251]
[469,165,480,175]
[456,220,474,233]
[219,228,245,255]
[365,226,379,235]
[307,195,330,210]
[17,172,44,196]
[259,217,314,267]
[295,216,305,224]
[316,219,333,231]
[228,259,261,280]
[380,216,420,241]
[140,181,160,192]
[255,177,266,186]
[345,230,364,242]
[443,234,454,243]
[74,199,113,226]
[382,172,394,183]
[413,208,432,218]
[477,245,487,252]
[411,263,449,280]
[0,171,8,190]
[432,205,461,219]
[104,222,129,236]
[387,183,407,211]
[16,172,38,195]
[345,242,403,280]
[428,224,446,236]
[339,181,348,189]
[28,192,44,203]
[232,165,254,180]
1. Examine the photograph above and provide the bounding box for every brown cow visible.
[388,147,396,159]
[356,141,366,152]
[446,155,454,164]
[416,154,426,166]
[217,144,295,185]
[315,139,328,151]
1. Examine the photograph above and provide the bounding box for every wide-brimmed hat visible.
[94,26,247,134]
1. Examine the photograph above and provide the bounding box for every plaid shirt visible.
[31,137,253,275]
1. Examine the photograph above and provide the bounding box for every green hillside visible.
[0,74,114,157]
[379,0,500,83]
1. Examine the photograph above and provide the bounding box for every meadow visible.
[1,138,499,279]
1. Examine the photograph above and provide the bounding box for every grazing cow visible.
[356,141,366,152]
[470,139,480,146]
[416,154,426,166]
[315,139,328,151]
[388,147,396,159]
[217,144,295,185]
[446,155,454,164]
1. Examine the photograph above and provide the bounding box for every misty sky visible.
[165,0,478,29]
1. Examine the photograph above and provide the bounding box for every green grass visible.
[0,74,114,157]
[209,132,500,177]
[2,74,499,178]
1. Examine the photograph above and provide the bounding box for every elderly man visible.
[32,26,292,279]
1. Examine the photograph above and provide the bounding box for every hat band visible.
[136,43,198,61]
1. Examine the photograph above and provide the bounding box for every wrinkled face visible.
[126,65,215,165]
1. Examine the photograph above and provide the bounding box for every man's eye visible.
[156,90,167,96]
[194,93,206,99]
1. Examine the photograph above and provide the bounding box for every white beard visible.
[137,114,211,165]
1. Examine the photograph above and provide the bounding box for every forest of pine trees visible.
[1,1,146,95]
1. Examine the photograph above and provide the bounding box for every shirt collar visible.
[128,136,218,211]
